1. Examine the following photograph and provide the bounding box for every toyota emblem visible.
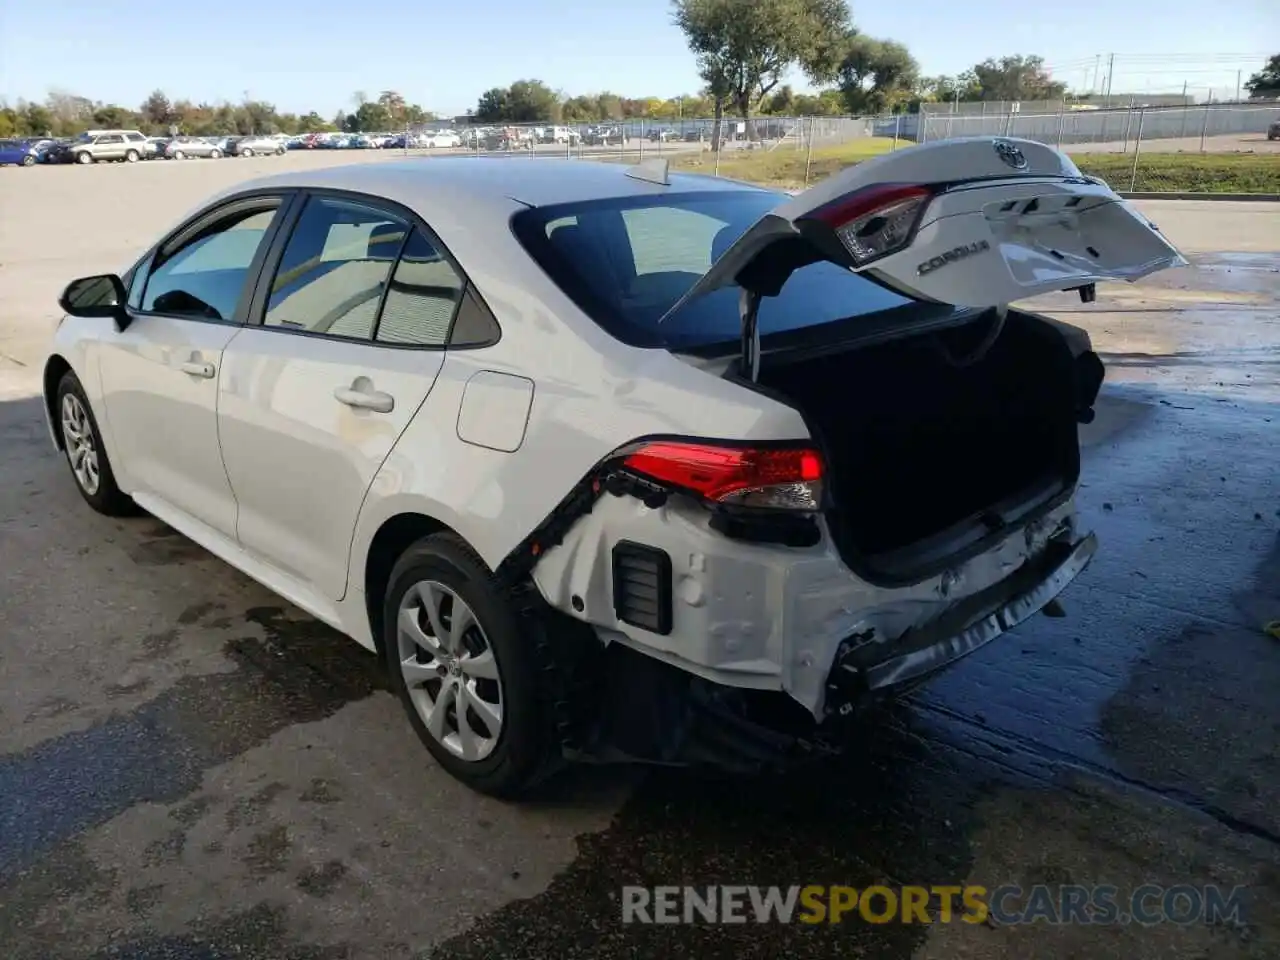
[993,138,1028,170]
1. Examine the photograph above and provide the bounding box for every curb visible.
[1120,192,1280,202]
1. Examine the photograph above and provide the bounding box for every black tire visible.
[125,149,139,162]
[210,148,222,159]
[172,150,184,160]
[241,147,254,157]
[21,154,35,167]
[75,151,92,164]
[55,371,137,516]
[383,532,559,797]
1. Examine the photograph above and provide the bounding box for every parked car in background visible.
[647,128,678,143]
[48,129,156,164]
[164,136,225,160]
[540,126,580,144]
[422,130,462,148]
[228,135,286,157]
[0,138,44,166]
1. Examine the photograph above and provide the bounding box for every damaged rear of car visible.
[506,138,1185,768]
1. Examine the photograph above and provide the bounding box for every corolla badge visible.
[992,138,1028,170]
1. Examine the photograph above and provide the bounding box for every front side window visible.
[264,196,409,341]
[512,189,918,350]
[142,204,281,321]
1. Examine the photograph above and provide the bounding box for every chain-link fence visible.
[913,101,1279,193]
[349,100,1277,195]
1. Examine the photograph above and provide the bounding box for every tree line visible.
[0,89,439,140]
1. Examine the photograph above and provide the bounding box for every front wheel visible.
[75,151,92,164]
[21,154,35,166]
[209,148,222,159]
[125,149,139,162]
[276,146,285,155]
[383,533,559,797]
[172,150,184,160]
[56,371,137,516]
[241,147,254,157]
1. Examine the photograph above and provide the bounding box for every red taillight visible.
[804,183,932,267]
[620,441,824,512]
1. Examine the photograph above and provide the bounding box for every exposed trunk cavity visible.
[755,311,1084,585]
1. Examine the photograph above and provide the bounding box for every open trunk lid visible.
[658,137,1187,363]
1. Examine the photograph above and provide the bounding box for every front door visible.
[98,196,289,536]
[218,192,464,598]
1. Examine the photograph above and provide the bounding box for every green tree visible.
[836,34,919,114]
[1244,54,1280,98]
[140,90,173,129]
[970,55,1065,101]
[474,87,511,122]
[672,0,850,133]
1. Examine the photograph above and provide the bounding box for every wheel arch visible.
[43,354,73,449]
[363,511,474,656]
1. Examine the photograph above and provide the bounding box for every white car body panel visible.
[43,143,1174,724]
[96,315,241,536]
[216,328,445,600]
[662,137,1186,321]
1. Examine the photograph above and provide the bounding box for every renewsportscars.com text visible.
[620,884,1246,926]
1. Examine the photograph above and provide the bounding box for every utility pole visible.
[1235,70,1242,102]
[1105,53,1115,105]
[1091,54,1101,95]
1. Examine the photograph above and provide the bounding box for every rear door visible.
[216,191,467,599]
[661,136,1186,318]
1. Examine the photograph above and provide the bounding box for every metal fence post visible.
[804,117,814,185]
[1003,110,1013,136]
[1128,108,1146,191]
[892,112,900,151]
[1056,102,1066,149]
[1199,99,1211,153]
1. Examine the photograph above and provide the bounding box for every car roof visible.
[232,157,776,215]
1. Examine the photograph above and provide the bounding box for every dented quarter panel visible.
[532,488,1085,718]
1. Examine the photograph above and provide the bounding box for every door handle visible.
[334,385,394,413]
[179,360,216,378]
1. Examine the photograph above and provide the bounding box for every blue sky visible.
[1,0,1275,115]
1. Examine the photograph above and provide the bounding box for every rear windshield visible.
[511,188,915,349]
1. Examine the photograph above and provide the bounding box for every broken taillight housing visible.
[804,183,932,267]
[619,441,824,512]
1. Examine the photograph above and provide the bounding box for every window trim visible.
[243,186,500,352]
[130,190,298,327]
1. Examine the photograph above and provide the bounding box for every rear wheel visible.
[383,533,559,797]
[172,150,185,160]
[56,371,136,516]
[75,151,92,164]
[125,149,139,162]
[241,147,254,157]
[209,148,221,159]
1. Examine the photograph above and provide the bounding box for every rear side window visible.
[512,190,914,350]
[264,196,408,341]
[375,229,465,346]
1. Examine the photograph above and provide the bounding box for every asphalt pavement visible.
[0,195,1278,958]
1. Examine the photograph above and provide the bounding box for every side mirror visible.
[59,274,130,330]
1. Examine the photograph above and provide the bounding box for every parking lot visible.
[1,155,1278,959]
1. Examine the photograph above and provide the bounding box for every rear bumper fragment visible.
[830,531,1097,699]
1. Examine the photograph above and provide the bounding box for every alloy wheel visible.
[60,393,100,495]
[396,580,504,762]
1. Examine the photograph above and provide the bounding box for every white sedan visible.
[421,130,462,148]
[43,141,1185,795]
